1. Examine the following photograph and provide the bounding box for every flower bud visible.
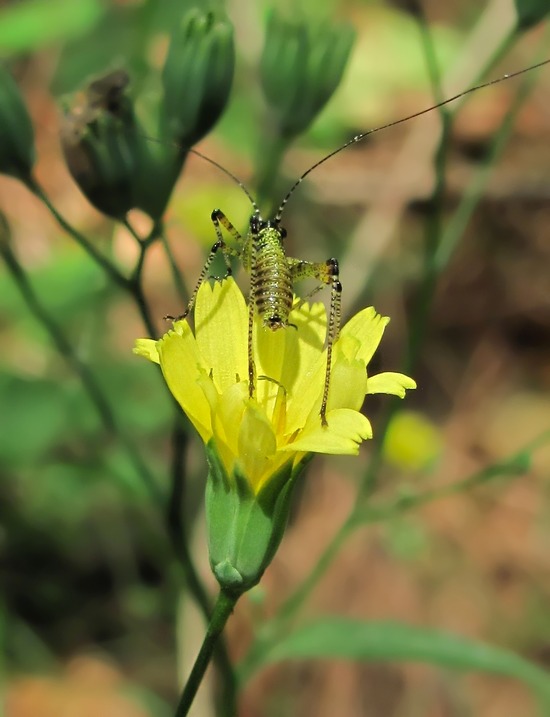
[0,64,35,181]
[161,8,235,147]
[60,70,141,219]
[514,0,550,30]
[260,11,355,138]
[205,442,309,596]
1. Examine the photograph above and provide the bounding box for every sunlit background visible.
[2,0,550,715]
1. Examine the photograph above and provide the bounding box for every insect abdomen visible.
[253,226,293,330]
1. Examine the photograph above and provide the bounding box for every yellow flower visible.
[134,277,415,495]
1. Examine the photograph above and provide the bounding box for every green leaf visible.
[514,0,550,30]
[255,619,550,707]
[0,0,103,53]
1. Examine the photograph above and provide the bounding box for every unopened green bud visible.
[0,64,35,181]
[260,11,355,138]
[205,444,307,596]
[161,8,235,146]
[60,70,141,219]
[514,0,550,30]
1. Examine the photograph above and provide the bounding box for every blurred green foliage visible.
[0,0,104,54]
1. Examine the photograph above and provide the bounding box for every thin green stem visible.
[405,12,451,375]
[363,32,543,499]
[413,2,445,107]
[0,239,161,501]
[166,418,237,712]
[26,176,129,290]
[29,178,161,337]
[434,64,540,272]
[166,420,209,612]
[174,589,238,717]
[159,226,189,308]
[356,438,545,525]
[360,18,451,499]
[452,31,517,116]
[277,516,355,623]
[125,219,162,337]
[254,135,290,212]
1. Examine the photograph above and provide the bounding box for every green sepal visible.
[0,64,35,181]
[205,442,311,596]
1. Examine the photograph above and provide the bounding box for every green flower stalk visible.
[0,64,35,181]
[60,69,142,219]
[135,279,415,594]
[260,10,355,138]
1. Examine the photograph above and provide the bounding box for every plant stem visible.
[166,417,236,711]
[0,239,161,500]
[434,62,541,272]
[159,226,189,307]
[254,135,289,213]
[26,176,128,290]
[174,589,238,717]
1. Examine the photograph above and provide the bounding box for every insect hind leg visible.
[289,257,342,426]
[166,208,243,322]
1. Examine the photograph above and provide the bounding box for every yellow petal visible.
[285,300,327,388]
[326,356,369,413]
[284,351,326,433]
[367,372,417,397]
[157,326,212,441]
[283,408,372,454]
[133,338,160,364]
[237,403,278,492]
[254,317,290,406]
[213,381,249,457]
[341,308,389,364]
[195,278,248,392]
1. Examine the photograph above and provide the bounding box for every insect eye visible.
[250,215,260,232]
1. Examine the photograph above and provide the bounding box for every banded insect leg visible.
[167,208,243,321]
[288,257,342,425]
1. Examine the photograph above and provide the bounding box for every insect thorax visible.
[247,218,293,330]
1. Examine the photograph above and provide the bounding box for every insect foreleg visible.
[167,208,243,321]
[289,257,342,426]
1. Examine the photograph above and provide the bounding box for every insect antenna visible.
[138,133,260,214]
[188,146,260,215]
[274,57,550,222]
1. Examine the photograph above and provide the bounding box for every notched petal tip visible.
[133,338,160,364]
[282,408,372,454]
[341,307,390,365]
[367,372,417,398]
